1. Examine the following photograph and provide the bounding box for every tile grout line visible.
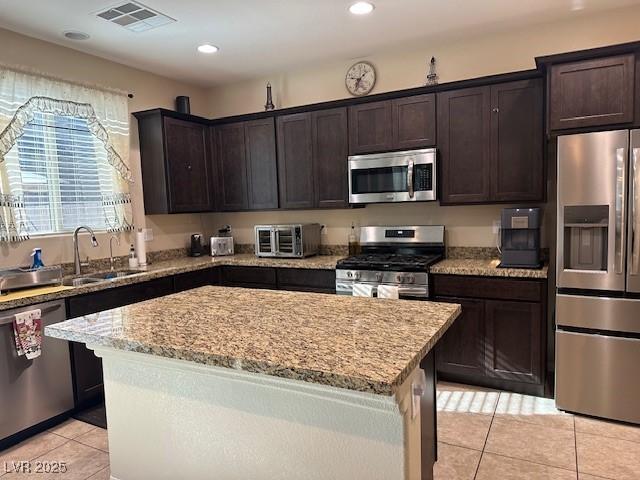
[573,416,579,479]
[482,450,582,475]
[72,437,109,454]
[84,466,110,480]
[472,391,499,479]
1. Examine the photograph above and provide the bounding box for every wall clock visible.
[345,61,376,96]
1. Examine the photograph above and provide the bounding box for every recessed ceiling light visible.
[63,30,90,41]
[197,44,219,54]
[571,0,585,10]
[349,2,374,15]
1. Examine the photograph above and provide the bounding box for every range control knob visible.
[375,272,383,282]
[396,274,405,283]
[353,271,362,280]
[406,275,415,284]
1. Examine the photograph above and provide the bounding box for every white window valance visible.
[0,66,133,241]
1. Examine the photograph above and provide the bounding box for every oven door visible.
[348,148,436,204]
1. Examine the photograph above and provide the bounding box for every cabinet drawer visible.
[67,277,174,317]
[222,266,277,287]
[432,275,543,302]
[277,268,335,293]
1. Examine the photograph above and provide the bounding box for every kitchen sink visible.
[62,270,143,287]
[0,266,63,292]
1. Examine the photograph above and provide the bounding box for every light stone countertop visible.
[0,254,344,312]
[45,286,461,396]
[430,258,548,279]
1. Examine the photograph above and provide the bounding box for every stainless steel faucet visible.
[73,226,99,275]
[109,235,121,271]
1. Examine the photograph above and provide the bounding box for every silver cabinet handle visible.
[615,147,627,275]
[407,158,415,199]
[632,148,639,275]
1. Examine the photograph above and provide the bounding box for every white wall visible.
[0,28,210,267]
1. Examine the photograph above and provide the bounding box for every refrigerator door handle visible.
[615,147,627,275]
[632,148,639,275]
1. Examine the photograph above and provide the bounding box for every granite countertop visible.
[430,258,548,279]
[0,254,344,312]
[45,286,460,396]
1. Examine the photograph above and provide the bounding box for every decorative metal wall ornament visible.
[426,57,438,86]
[264,82,275,111]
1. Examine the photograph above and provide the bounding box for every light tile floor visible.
[435,382,640,480]
[1,382,639,479]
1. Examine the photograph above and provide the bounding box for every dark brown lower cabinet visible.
[221,266,278,289]
[484,300,543,385]
[276,268,335,294]
[435,297,485,377]
[66,277,174,408]
[433,275,547,396]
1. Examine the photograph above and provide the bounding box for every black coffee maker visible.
[499,208,542,268]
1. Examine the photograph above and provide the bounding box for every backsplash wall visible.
[205,203,548,249]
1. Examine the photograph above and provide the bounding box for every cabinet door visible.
[245,118,278,210]
[437,87,491,204]
[277,113,315,209]
[213,123,249,211]
[435,297,485,377]
[490,79,544,202]
[277,268,336,294]
[164,117,212,212]
[221,266,277,289]
[550,54,635,130]
[348,101,393,154]
[392,94,436,150]
[312,108,349,209]
[484,300,543,384]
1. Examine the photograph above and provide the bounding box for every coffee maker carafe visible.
[499,208,542,268]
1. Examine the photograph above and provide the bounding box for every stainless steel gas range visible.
[336,225,445,299]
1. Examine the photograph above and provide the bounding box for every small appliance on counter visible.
[190,233,203,257]
[498,207,542,268]
[211,225,234,257]
[254,224,321,258]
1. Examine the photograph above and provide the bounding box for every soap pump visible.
[30,248,45,269]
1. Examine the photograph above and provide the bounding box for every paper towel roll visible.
[135,229,147,266]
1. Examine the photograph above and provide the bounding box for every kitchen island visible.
[45,286,460,480]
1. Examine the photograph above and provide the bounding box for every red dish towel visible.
[13,309,42,360]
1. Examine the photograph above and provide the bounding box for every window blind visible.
[5,112,118,235]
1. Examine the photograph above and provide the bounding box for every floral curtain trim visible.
[0,96,133,183]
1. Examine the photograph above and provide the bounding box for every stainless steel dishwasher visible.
[0,300,74,440]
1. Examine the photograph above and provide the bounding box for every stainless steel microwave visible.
[348,148,437,204]
[254,224,321,258]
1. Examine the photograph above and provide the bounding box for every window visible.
[4,111,119,235]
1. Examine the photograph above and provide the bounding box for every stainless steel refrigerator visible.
[556,129,640,424]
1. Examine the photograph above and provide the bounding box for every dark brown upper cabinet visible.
[134,110,212,214]
[278,108,349,209]
[244,119,279,210]
[392,94,436,150]
[212,118,278,211]
[438,79,544,205]
[549,54,635,131]
[312,108,349,209]
[212,122,248,211]
[277,113,315,209]
[437,86,492,204]
[490,79,544,202]
[348,94,436,155]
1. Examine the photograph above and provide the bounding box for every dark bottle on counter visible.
[348,223,361,256]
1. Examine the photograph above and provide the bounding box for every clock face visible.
[345,62,376,96]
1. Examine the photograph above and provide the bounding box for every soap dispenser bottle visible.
[348,223,360,256]
[30,248,44,269]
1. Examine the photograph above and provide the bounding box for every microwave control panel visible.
[414,164,432,191]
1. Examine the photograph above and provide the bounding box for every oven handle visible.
[407,158,415,198]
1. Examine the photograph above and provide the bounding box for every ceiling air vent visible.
[95,2,175,32]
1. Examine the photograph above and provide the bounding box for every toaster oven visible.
[254,224,321,258]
